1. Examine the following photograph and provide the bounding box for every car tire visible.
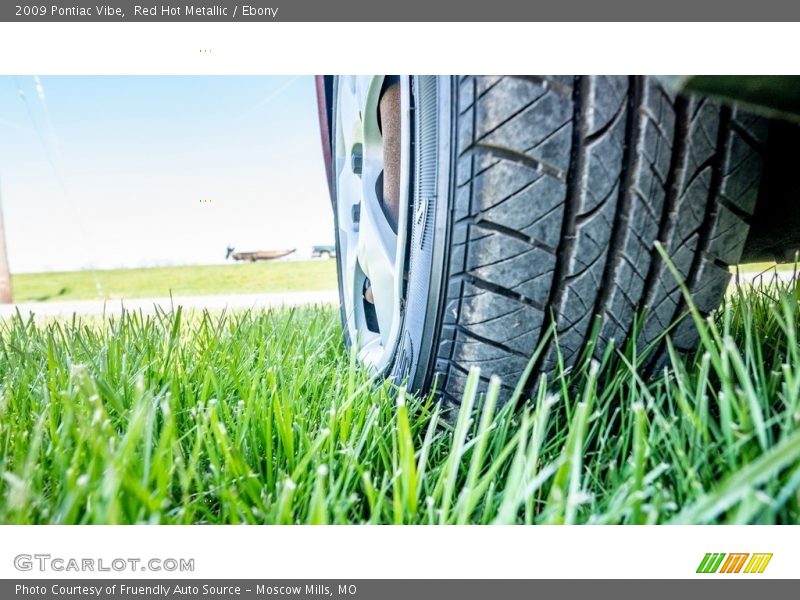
[332,75,767,408]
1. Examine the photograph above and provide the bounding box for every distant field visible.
[739,261,799,274]
[11,260,338,303]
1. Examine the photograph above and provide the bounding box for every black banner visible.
[3,0,800,21]
[3,580,798,600]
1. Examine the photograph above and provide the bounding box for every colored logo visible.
[696,553,773,574]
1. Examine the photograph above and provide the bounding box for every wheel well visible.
[315,75,336,207]
[742,119,800,263]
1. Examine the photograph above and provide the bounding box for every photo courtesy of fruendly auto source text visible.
[0,1,799,595]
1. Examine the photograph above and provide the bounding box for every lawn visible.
[10,260,338,303]
[9,260,796,306]
[0,282,799,524]
[740,262,799,273]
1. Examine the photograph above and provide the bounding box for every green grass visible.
[0,281,799,524]
[11,260,337,303]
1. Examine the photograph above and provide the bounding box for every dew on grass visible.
[3,472,28,510]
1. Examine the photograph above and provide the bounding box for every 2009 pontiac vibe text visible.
[15,5,124,16]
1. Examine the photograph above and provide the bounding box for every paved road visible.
[0,290,339,319]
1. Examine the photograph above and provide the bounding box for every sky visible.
[0,75,333,273]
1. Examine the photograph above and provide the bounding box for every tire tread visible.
[434,75,766,405]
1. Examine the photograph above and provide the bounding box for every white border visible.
[1,19,799,582]
[0,23,798,75]
[0,525,798,579]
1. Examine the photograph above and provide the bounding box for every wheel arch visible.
[315,75,336,208]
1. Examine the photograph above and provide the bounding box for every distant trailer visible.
[226,247,296,262]
[312,245,336,259]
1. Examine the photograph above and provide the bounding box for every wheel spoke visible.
[356,186,397,342]
[337,77,363,164]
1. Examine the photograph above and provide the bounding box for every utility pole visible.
[0,177,13,304]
